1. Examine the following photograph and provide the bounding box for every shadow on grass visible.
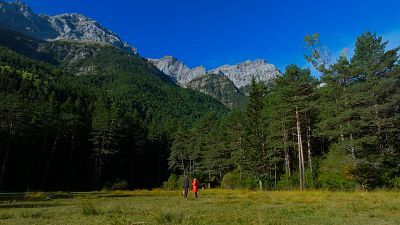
[0,203,69,209]
[0,192,74,202]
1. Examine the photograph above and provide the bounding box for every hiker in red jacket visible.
[192,178,199,198]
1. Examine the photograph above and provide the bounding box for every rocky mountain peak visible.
[0,0,137,53]
[12,0,32,15]
[148,56,206,85]
[149,56,281,88]
[209,59,280,88]
[163,55,178,61]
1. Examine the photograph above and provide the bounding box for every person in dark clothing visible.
[183,176,189,198]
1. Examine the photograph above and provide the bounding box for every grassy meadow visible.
[1,189,400,225]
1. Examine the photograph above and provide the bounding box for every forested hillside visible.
[0,23,399,192]
[169,32,400,190]
[0,29,228,191]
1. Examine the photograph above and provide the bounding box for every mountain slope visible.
[187,74,247,108]
[0,27,228,131]
[0,0,136,53]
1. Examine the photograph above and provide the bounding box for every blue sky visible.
[21,0,400,72]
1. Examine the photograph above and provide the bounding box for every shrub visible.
[318,144,356,190]
[353,160,380,189]
[111,180,128,190]
[221,171,240,189]
[103,180,128,191]
[221,170,258,189]
[393,177,400,189]
[277,172,298,190]
[162,174,183,190]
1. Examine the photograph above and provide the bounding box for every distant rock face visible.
[149,56,281,88]
[209,60,281,88]
[187,73,247,108]
[0,0,57,39]
[0,0,136,53]
[148,56,206,86]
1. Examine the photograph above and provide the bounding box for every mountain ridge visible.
[149,55,281,89]
[0,0,137,53]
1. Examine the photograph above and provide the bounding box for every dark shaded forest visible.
[0,29,228,191]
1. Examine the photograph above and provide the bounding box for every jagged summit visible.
[209,59,281,88]
[0,0,137,53]
[148,56,206,85]
[149,56,281,88]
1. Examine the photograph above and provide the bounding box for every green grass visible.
[1,189,400,224]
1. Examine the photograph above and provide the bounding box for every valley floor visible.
[1,189,400,225]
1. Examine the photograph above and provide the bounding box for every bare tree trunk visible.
[105,119,115,152]
[92,156,101,189]
[0,137,12,190]
[274,162,277,188]
[269,161,272,180]
[344,97,356,161]
[180,150,186,176]
[208,172,211,188]
[67,134,75,191]
[0,122,15,190]
[296,107,305,190]
[41,135,59,190]
[349,133,356,160]
[374,104,384,151]
[339,125,345,142]
[297,144,302,190]
[282,121,291,178]
[130,143,136,189]
[306,118,313,174]
[189,159,192,179]
[238,135,243,178]
[92,132,105,190]
[219,165,222,183]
